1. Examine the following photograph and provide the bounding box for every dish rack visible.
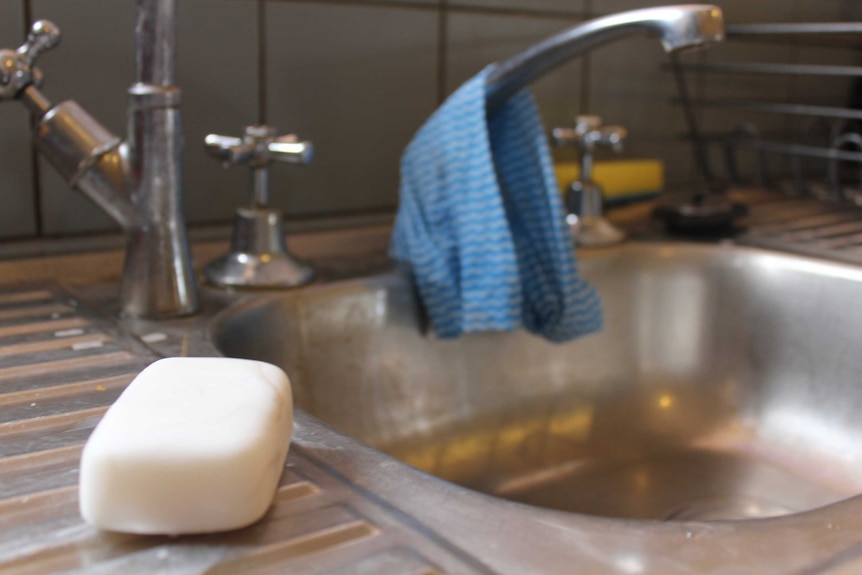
[669,21,862,264]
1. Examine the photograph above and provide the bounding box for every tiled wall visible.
[0,0,860,240]
[0,1,35,238]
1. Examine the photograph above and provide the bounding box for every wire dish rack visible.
[668,21,862,263]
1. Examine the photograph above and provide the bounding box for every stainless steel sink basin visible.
[213,241,862,522]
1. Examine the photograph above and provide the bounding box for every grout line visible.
[21,0,31,38]
[579,0,592,114]
[261,0,586,20]
[263,0,438,12]
[22,0,44,238]
[447,3,587,20]
[258,0,268,125]
[30,145,44,238]
[575,0,593,114]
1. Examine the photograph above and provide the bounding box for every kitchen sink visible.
[213,241,862,522]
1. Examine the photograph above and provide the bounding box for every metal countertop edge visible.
[5,220,862,573]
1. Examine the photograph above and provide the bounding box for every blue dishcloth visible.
[390,66,602,343]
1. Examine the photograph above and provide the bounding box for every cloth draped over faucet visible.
[390,66,603,343]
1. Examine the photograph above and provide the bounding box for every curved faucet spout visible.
[1,1,198,319]
[485,4,724,114]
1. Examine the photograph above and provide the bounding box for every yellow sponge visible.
[555,159,664,199]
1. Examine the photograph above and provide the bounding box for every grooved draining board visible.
[734,192,862,265]
[0,284,482,575]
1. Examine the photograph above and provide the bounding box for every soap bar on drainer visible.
[79,357,293,535]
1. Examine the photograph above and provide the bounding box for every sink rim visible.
[12,227,860,572]
[209,239,862,534]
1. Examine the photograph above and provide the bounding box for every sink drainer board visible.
[0,284,488,574]
[215,241,862,522]
[740,194,862,265]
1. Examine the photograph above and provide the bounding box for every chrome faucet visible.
[485,5,725,114]
[482,4,723,243]
[203,125,315,289]
[552,116,627,246]
[0,1,198,319]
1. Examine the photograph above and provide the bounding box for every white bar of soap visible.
[79,357,293,535]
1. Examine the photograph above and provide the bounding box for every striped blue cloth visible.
[390,66,602,343]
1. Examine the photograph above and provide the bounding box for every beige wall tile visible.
[10,0,862,240]
[264,2,438,218]
[793,0,862,21]
[449,0,584,14]
[0,2,36,238]
[32,0,135,235]
[32,0,258,234]
[447,12,586,136]
[177,0,258,226]
[587,34,696,187]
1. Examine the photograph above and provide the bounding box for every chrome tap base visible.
[204,208,314,289]
[555,117,628,247]
[572,215,627,247]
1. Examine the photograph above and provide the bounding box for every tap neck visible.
[135,0,176,86]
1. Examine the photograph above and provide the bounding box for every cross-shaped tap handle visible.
[0,20,60,100]
[205,125,313,168]
[19,20,61,66]
[204,125,313,207]
[552,115,627,154]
